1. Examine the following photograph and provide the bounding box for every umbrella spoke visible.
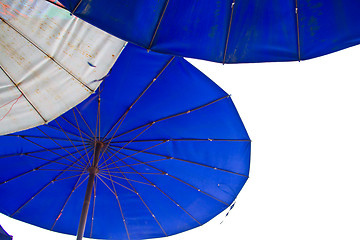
[72,109,93,163]
[55,173,86,182]
[8,134,83,143]
[105,157,170,170]
[114,145,249,178]
[20,134,86,169]
[108,95,229,142]
[99,140,167,169]
[0,151,83,186]
[0,48,46,124]
[103,152,167,237]
[99,171,155,186]
[63,113,93,140]
[11,156,87,217]
[102,56,175,141]
[54,119,90,167]
[147,0,169,50]
[108,148,235,206]
[111,138,251,144]
[74,107,96,138]
[0,144,83,160]
[97,173,137,195]
[36,127,87,167]
[106,149,201,225]
[295,0,301,61]
[51,170,87,230]
[223,0,236,64]
[75,175,89,190]
[44,124,89,141]
[100,158,131,240]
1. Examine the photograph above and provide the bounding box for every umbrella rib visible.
[11,157,86,217]
[51,170,87,230]
[99,140,167,169]
[0,148,86,185]
[61,114,93,139]
[0,62,46,123]
[108,148,231,207]
[106,149,201,225]
[99,124,155,168]
[22,154,83,169]
[0,144,84,160]
[101,161,131,240]
[20,144,88,169]
[8,134,83,143]
[71,0,83,14]
[75,175,89,190]
[54,119,90,167]
[23,138,84,168]
[105,157,170,170]
[74,107,96,138]
[223,0,236,64]
[38,169,84,172]
[114,145,249,178]
[111,138,251,144]
[44,124,89,141]
[0,17,93,92]
[102,56,175,141]
[108,95,230,142]
[103,152,168,237]
[147,0,170,50]
[295,0,301,61]
[97,174,137,195]
[99,172,155,186]
[72,110,92,166]
[55,173,86,182]
[36,127,87,168]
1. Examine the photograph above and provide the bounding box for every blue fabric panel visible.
[226,0,298,63]
[299,0,360,60]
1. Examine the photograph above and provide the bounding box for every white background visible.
[1,44,360,240]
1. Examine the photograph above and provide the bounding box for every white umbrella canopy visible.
[0,0,126,135]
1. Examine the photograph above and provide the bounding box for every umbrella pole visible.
[76,141,103,240]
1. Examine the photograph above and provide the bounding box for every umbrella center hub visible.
[88,166,99,175]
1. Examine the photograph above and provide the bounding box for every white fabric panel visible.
[0,0,127,135]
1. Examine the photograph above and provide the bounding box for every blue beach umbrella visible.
[53,0,360,63]
[0,44,251,240]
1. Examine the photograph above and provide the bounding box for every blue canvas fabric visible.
[0,225,12,240]
[0,44,251,239]
[58,0,360,63]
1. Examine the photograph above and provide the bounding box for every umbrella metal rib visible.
[295,0,301,61]
[51,171,87,230]
[110,145,249,178]
[107,147,231,207]
[106,148,202,226]
[223,0,236,64]
[11,152,88,218]
[99,163,131,240]
[103,151,169,237]
[107,94,230,143]
[0,63,45,123]
[148,0,170,50]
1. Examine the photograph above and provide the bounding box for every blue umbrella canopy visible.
[0,225,12,240]
[0,44,250,239]
[55,0,360,63]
